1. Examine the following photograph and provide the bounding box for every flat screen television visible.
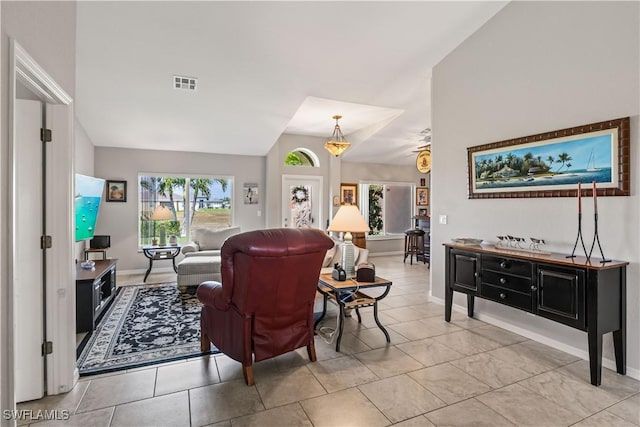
[75,174,105,242]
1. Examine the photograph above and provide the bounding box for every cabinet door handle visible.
[500,261,508,269]
[530,285,538,291]
[474,272,479,278]
[499,292,507,299]
[499,277,507,284]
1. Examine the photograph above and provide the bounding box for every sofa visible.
[177,226,241,287]
[320,236,369,275]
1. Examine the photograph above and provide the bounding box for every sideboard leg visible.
[613,329,626,375]
[588,331,603,386]
[445,287,453,322]
[467,294,475,318]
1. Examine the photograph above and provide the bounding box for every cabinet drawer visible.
[483,255,532,277]
[482,284,532,312]
[482,270,532,293]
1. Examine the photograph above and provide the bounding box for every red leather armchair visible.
[196,228,334,385]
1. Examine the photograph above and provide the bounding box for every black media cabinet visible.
[444,243,627,386]
[76,259,118,333]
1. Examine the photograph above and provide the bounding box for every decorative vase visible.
[169,235,178,246]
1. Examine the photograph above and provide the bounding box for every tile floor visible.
[19,256,639,426]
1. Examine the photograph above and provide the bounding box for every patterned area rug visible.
[77,283,217,376]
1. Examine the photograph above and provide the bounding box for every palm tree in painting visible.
[555,152,573,173]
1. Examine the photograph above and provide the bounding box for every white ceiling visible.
[76,1,507,165]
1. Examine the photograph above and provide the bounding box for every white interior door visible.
[14,99,45,402]
[282,175,323,229]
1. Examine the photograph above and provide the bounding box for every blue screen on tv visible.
[75,174,105,241]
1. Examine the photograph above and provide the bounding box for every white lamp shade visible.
[151,205,173,221]
[328,205,370,233]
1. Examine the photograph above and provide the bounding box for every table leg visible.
[314,293,328,331]
[588,329,603,386]
[172,256,178,273]
[613,329,626,375]
[373,301,391,343]
[336,297,345,352]
[355,308,362,323]
[143,257,153,282]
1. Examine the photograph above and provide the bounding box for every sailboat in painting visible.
[586,149,601,172]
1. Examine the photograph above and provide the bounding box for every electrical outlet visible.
[257,210,261,217]
[439,215,448,225]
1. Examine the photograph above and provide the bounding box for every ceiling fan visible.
[410,128,432,153]
[413,128,432,173]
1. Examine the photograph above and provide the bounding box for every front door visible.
[282,175,323,229]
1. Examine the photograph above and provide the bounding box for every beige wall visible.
[94,147,266,271]
[1,0,77,419]
[431,1,639,376]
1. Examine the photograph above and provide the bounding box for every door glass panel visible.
[290,185,313,228]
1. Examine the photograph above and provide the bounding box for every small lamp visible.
[328,205,371,278]
[151,205,173,246]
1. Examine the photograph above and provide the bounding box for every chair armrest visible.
[182,242,200,255]
[196,281,230,311]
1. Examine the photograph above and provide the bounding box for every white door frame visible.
[7,40,76,405]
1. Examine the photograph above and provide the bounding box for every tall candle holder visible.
[588,181,611,263]
[568,182,588,259]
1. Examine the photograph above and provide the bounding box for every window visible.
[138,174,233,246]
[284,148,320,167]
[359,182,414,237]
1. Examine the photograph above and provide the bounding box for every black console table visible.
[444,243,627,386]
[76,259,118,333]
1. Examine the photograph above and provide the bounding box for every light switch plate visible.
[439,215,448,225]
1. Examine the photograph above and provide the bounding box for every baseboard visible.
[369,251,404,257]
[428,295,639,381]
[117,267,176,276]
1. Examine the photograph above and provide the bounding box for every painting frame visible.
[106,180,127,202]
[467,117,630,199]
[340,183,358,206]
[243,183,258,205]
[416,187,429,206]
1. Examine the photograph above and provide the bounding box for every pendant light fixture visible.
[324,115,351,157]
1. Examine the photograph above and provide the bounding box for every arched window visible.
[284,148,320,167]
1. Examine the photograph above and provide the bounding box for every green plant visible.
[368,185,384,235]
[285,152,304,166]
[166,220,181,236]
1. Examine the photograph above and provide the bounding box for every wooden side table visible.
[315,273,392,351]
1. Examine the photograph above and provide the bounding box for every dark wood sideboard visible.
[76,259,118,333]
[444,243,627,386]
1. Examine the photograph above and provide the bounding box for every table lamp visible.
[151,205,173,246]
[328,205,371,278]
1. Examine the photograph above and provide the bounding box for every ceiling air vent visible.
[173,75,197,91]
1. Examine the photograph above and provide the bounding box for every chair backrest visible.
[220,228,334,315]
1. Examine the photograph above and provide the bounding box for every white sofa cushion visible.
[321,238,369,274]
[192,226,241,251]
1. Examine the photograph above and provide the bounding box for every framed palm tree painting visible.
[467,117,629,199]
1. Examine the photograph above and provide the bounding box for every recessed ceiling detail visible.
[173,75,197,91]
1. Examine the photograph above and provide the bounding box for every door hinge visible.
[40,128,52,142]
[41,235,52,249]
[42,341,53,355]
